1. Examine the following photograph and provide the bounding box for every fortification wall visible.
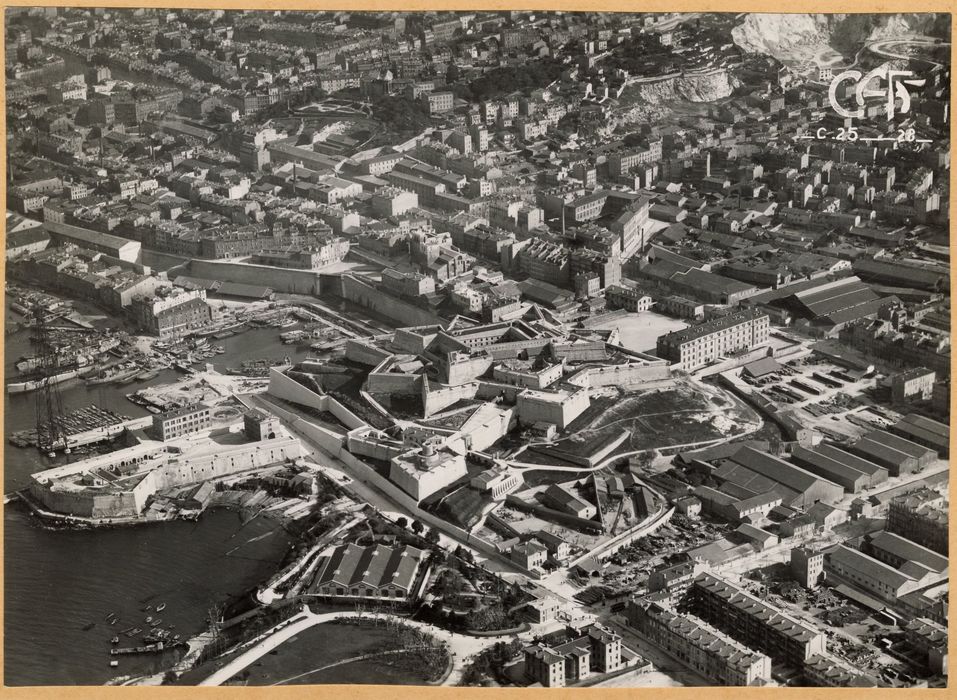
[446,356,494,385]
[531,428,630,467]
[476,381,523,403]
[459,406,515,452]
[423,381,479,417]
[345,339,394,366]
[29,435,301,519]
[367,372,421,394]
[147,437,302,493]
[267,369,369,434]
[346,431,408,462]
[551,340,607,362]
[189,259,321,295]
[394,326,442,353]
[29,482,97,518]
[340,275,442,327]
[485,338,552,360]
[90,492,140,519]
[583,362,673,388]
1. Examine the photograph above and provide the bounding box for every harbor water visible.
[4,325,308,685]
[3,504,292,685]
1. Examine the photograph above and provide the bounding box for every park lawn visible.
[230,621,439,686]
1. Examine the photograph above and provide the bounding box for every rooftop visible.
[659,309,766,345]
[694,572,825,644]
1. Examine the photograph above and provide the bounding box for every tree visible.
[446,61,461,84]
[411,519,424,535]
[396,516,408,529]
[370,94,433,136]
[425,529,441,545]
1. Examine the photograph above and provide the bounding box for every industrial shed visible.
[712,461,795,504]
[890,414,949,457]
[789,446,870,493]
[722,446,844,509]
[851,430,936,476]
[807,444,888,486]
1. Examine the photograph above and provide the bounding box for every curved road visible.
[199,607,522,687]
[867,36,949,69]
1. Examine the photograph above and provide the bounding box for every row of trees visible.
[395,516,441,545]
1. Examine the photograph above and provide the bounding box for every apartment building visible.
[423,90,454,114]
[886,488,948,555]
[523,624,624,687]
[152,403,212,441]
[688,573,827,667]
[656,310,770,370]
[628,601,772,686]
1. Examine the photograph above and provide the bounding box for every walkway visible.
[257,515,362,605]
[271,646,433,686]
[198,606,525,687]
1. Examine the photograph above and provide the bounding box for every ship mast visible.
[33,308,67,456]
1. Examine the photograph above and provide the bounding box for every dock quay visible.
[110,641,181,655]
[10,405,153,451]
[52,405,131,435]
[59,415,153,450]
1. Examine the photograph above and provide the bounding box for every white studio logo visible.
[828,67,925,121]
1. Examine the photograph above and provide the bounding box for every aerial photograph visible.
[2,7,951,689]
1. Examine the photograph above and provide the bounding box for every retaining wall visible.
[504,494,604,535]
[189,259,321,295]
[340,275,442,327]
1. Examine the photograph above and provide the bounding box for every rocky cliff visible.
[615,70,734,127]
[626,69,734,105]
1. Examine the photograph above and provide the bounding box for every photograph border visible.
[0,1,954,698]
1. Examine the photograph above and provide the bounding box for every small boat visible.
[128,628,142,636]
[150,619,162,627]
[106,612,117,621]
[110,660,119,668]
[110,618,118,625]
[145,616,153,623]
[155,603,166,613]
[111,636,120,645]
